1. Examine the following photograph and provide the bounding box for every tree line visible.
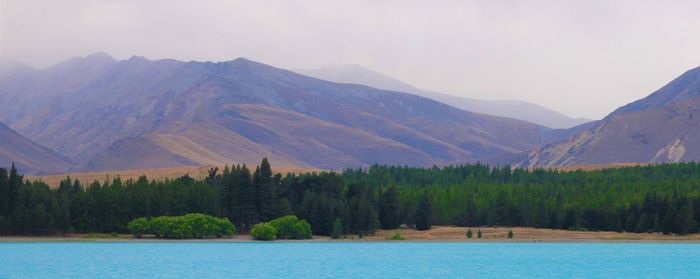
[1,160,699,236]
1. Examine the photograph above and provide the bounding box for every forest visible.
[0,159,699,236]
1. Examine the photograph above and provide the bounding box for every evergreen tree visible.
[477,229,482,238]
[507,230,513,239]
[379,186,401,229]
[331,218,343,239]
[414,193,432,231]
[466,228,473,239]
[253,158,276,222]
[674,203,696,235]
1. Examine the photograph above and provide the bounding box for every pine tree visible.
[331,218,343,239]
[253,158,276,222]
[379,186,401,229]
[414,193,431,231]
[477,229,482,238]
[507,230,513,239]
[6,163,22,217]
[674,203,696,235]
[238,165,256,230]
[466,228,473,239]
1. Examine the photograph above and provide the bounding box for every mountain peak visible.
[613,65,700,115]
[85,51,115,61]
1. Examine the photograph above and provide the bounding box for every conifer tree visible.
[414,193,431,231]
[379,186,401,229]
[674,203,696,235]
[466,228,473,239]
[331,218,343,239]
[254,158,276,222]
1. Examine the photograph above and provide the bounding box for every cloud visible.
[2,0,700,119]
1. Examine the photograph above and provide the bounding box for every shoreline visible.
[3,227,700,243]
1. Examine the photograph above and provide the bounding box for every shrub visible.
[127,214,236,239]
[269,215,312,239]
[127,217,150,238]
[251,223,277,241]
[477,229,482,238]
[291,220,312,239]
[508,230,513,239]
[466,228,473,239]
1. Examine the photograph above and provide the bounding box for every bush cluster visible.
[251,215,313,240]
[250,223,277,240]
[269,215,312,239]
[127,213,236,239]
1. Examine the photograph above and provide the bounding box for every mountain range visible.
[295,64,591,129]
[0,53,570,174]
[0,122,72,175]
[1,53,699,174]
[521,66,700,167]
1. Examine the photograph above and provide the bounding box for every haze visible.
[2,0,700,119]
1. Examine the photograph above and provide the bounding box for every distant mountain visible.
[521,66,700,167]
[0,54,564,172]
[295,64,591,129]
[0,121,72,175]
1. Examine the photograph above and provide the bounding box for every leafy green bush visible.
[251,223,277,240]
[127,213,236,239]
[269,215,312,239]
[127,217,150,238]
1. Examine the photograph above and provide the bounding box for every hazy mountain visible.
[0,53,564,172]
[521,66,700,167]
[0,122,72,175]
[295,64,591,129]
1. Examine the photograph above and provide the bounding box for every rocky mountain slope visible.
[295,64,591,129]
[0,122,72,175]
[0,53,563,172]
[521,66,700,166]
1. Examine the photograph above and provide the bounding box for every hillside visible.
[522,66,700,166]
[0,54,563,172]
[295,64,591,129]
[0,122,72,175]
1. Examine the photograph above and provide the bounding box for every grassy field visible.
[27,162,655,188]
[28,165,319,188]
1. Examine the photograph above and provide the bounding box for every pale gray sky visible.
[2,0,700,119]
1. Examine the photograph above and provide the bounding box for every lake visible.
[0,242,698,278]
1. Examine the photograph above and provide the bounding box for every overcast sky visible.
[2,0,700,119]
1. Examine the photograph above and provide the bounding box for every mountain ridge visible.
[295,64,592,129]
[0,53,562,172]
[521,66,700,167]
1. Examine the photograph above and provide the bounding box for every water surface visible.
[0,242,698,278]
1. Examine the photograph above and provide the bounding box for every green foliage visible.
[379,186,401,229]
[507,230,513,239]
[3,161,700,237]
[251,223,277,240]
[269,215,312,239]
[127,217,149,238]
[331,218,343,239]
[477,230,482,238]
[130,214,235,239]
[414,194,432,231]
[385,232,406,240]
[466,228,473,239]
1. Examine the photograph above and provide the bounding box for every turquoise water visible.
[0,242,698,278]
